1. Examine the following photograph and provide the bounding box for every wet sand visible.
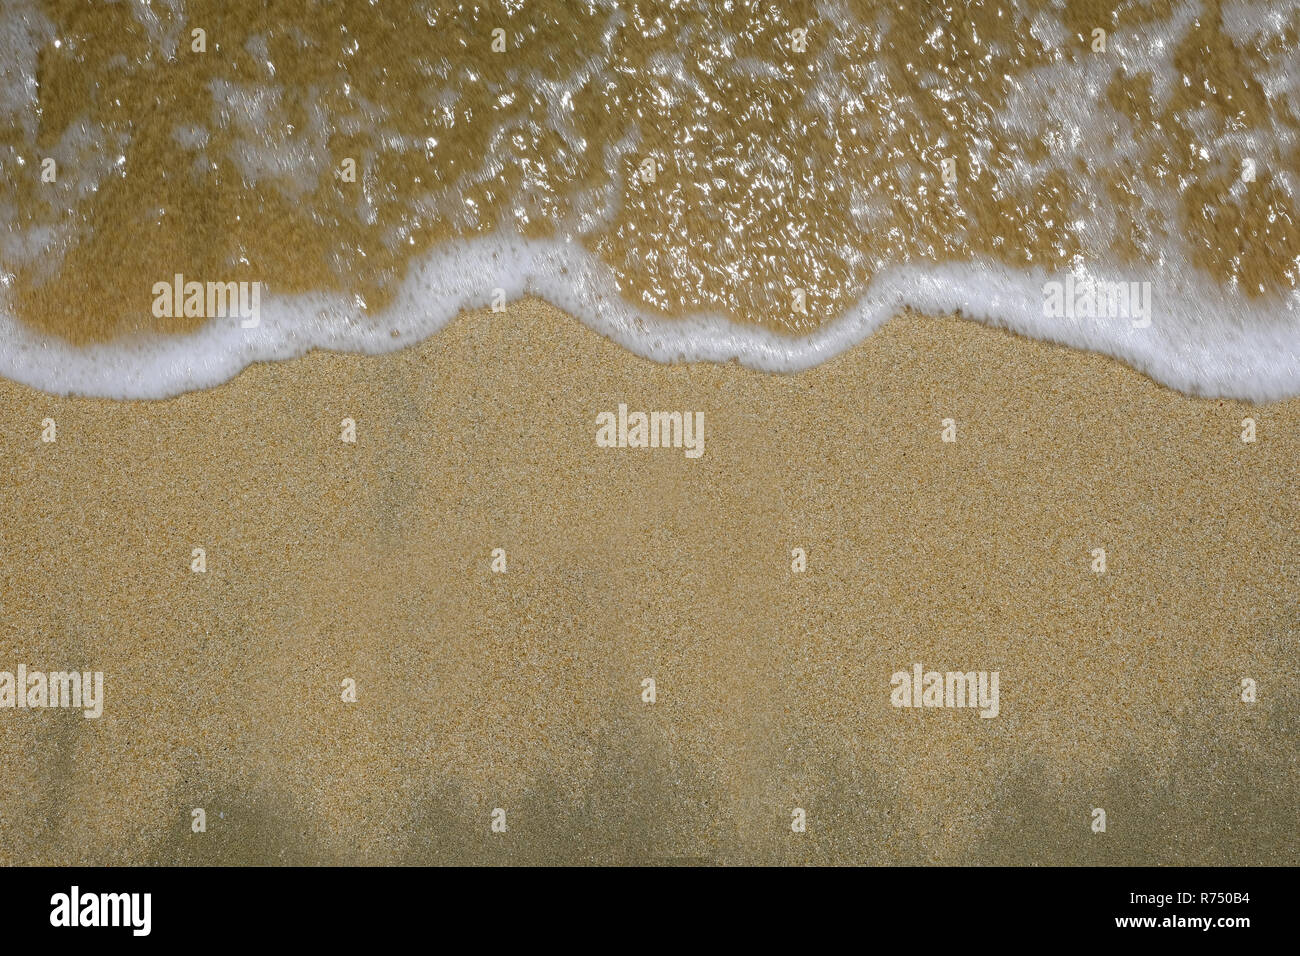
[0,298,1295,865]
[7,1,1298,345]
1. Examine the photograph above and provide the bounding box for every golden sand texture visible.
[0,299,1295,864]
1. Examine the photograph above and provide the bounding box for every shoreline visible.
[3,242,1299,403]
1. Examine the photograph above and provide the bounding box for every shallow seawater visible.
[1,0,1298,398]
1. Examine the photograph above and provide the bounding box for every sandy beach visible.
[0,298,1294,865]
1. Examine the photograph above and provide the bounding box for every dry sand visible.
[0,298,1295,865]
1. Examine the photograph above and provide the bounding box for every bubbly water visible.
[1,0,1297,399]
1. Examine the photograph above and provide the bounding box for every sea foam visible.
[1,233,1296,401]
[2,0,1299,400]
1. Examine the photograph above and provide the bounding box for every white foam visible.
[2,0,1297,400]
[1,233,1296,401]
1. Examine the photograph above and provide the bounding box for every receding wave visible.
[1,0,1298,399]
